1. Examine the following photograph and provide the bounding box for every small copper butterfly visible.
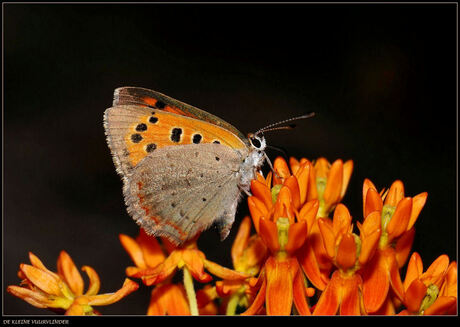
[104,87,312,245]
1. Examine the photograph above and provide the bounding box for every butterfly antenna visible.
[255,112,315,137]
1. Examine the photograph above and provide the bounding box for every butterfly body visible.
[104,87,266,244]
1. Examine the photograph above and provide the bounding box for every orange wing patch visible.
[124,110,247,167]
[142,96,190,117]
[136,181,187,241]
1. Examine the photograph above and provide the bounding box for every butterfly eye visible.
[250,136,262,149]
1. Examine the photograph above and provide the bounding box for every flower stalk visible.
[183,266,199,316]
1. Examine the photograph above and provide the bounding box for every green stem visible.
[226,293,240,316]
[182,266,199,316]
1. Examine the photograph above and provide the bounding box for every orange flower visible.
[119,228,167,278]
[308,157,354,218]
[215,216,268,315]
[195,284,219,315]
[130,236,247,286]
[361,179,428,313]
[120,229,193,315]
[121,229,243,315]
[7,251,138,315]
[147,283,190,315]
[399,253,456,315]
[243,181,314,315]
[313,204,381,315]
[285,157,353,292]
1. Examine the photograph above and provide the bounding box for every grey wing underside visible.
[123,143,245,244]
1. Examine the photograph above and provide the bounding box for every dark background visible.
[3,3,457,315]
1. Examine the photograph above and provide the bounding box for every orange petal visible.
[256,171,268,184]
[284,176,301,209]
[317,218,335,259]
[183,250,212,283]
[285,221,308,254]
[295,161,311,206]
[404,252,424,291]
[407,192,427,230]
[340,160,353,199]
[360,210,381,236]
[273,186,293,222]
[241,276,267,315]
[27,252,61,282]
[231,216,252,266]
[358,227,381,266]
[250,179,273,210]
[7,285,52,308]
[384,180,405,206]
[292,262,311,315]
[323,159,343,206]
[423,296,457,315]
[20,264,62,296]
[336,233,357,271]
[65,300,87,315]
[147,284,190,315]
[306,162,318,202]
[332,203,352,237]
[362,251,389,313]
[362,179,378,217]
[395,228,415,268]
[297,241,329,290]
[204,259,247,281]
[119,234,147,269]
[404,279,427,313]
[340,274,362,315]
[136,229,166,268]
[289,157,300,175]
[265,257,293,315]
[82,266,100,296]
[57,251,84,296]
[28,252,49,271]
[364,188,383,218]
[309,222,334,270]
[259,218,280,253]
[248,196,268,234]
[314,158,330,178]
[87,278,138,306]
[215,280,243,297]
[420,254,449,288]
[440,261,457,297]
[373,296,395,315]
[274,156,291,184]
[386,197,412,241]
[313,270,340,315]
[386,249,405,302]
[138,251,181,285]
[197,285,218,315]
[298,199,319,233]
[358,213,381,266]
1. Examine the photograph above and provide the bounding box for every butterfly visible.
[103,87,268,245]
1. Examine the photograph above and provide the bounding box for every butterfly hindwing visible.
[125,143,245,244]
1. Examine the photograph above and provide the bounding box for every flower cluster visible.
[7,251,138,315]
[8,156,456,316]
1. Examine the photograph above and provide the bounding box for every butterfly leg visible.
[263,151,280,179]
[239,185,252,197]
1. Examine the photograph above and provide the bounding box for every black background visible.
[3,3,457,316]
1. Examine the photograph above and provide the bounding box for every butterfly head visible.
[247,133,267,153]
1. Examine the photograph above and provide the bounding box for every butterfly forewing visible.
[104,105,247,174]
[114,87,248,143]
